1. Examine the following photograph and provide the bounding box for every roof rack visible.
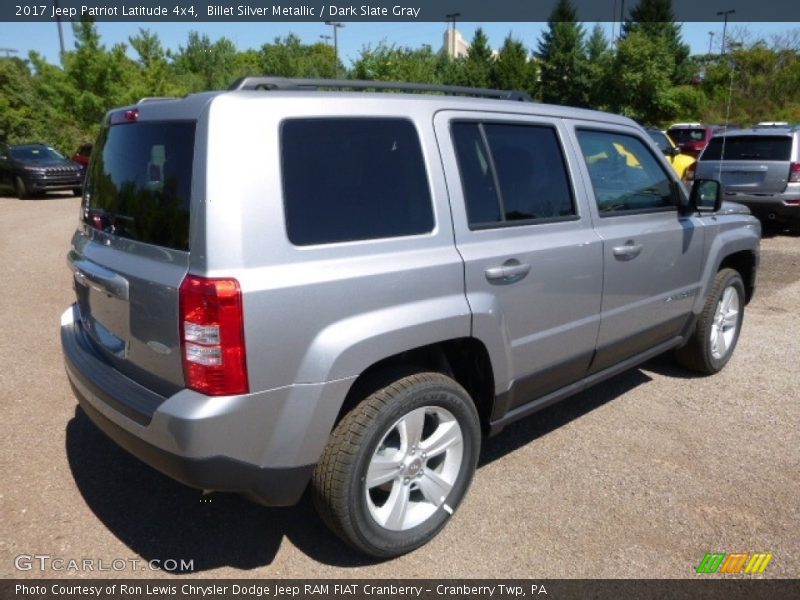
[227,76,533,102]
[137,96,177,104]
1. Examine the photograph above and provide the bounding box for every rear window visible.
[83,121,195,251]
[701,136,792,161]
[281,118,434,246]
[668,128,707,143]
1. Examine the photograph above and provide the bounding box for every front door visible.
[570,125,705,373]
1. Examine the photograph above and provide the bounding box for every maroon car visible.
[71,143,93,168]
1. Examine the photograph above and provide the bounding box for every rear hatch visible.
[69,116,195,396]
[696,134,792,195]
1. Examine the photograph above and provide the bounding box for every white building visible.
[443,28,470,59]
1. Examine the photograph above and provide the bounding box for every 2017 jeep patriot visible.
[61,78,761,558]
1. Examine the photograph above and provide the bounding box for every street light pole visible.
[54,0,66,65]
[324,21,344,78]
[320,34,332,46]
[445,12,460,58]
[707,31,715,54]
[717,9,736,56]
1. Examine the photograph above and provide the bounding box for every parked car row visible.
[0,142,92,199]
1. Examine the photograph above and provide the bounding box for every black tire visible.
[675,268,745,374]
[311,371,481,558]
[14,176,28,199]
[789,219,800,236]
[73,188,83,197]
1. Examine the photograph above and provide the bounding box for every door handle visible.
[485,260,531,284]
[612,242,643,261]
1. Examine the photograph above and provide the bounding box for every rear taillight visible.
[179,275,248,396]
[684,161,697,183]
[789,162,800,183]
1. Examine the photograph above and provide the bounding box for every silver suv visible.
[693,126,800,233]
[61,78,761,558]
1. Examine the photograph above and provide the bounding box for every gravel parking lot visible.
[1,194,797,579]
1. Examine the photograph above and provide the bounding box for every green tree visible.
[610,30,678,123]
[622,0,691,84]
[353,42,441,83]
[63,21,138,131]
[536,0,588,106]
[585,24,613,109]
[129,29,174,97]
[492,35,535,94]
[260,34,339,78]
[171,32,238,91]
[455,28,494,88]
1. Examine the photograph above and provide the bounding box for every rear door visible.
[434,111,603,412]
[69,117,195,395]
[697,134,793,194]
[570,124,705,373]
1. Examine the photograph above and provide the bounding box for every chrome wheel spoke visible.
[398,408,426,451]
[418,468,453,505]
[420,420,462,458]
[382,481,411,530]
[366,453,402,488]
[722,309,739,329]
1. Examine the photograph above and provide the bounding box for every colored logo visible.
[696,552,773,574]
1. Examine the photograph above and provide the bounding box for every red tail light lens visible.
[179,275,248,396]
[684,161,697,183]
[789,162,800,183]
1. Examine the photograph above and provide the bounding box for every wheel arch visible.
[334,338,497,435]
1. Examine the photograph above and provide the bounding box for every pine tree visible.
[492,35,534,94]
[536,0,589,106]
[621,0,691,84]
[585,24,613,110]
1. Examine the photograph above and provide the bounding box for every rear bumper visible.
[61,304,354,506]
[722,192,800,222]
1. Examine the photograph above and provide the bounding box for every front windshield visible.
[10,146,66,162]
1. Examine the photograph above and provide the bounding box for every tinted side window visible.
[577,129,675,215]
[281,119,434,246]
[701,136,792,161]
[452,122,575,228]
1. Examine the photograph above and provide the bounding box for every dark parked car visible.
[71,143,93,169]
[667,123,733,158]
[0,143,84,198]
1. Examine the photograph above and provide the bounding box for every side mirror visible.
[671,146,682,157]
[690,179,722,213]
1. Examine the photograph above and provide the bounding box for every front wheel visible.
[675,268,745,374]
[311,371,481,558]
[15,176,28,199]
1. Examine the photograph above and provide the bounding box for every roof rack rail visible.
[137,96,177,104]
[227,76,533,102]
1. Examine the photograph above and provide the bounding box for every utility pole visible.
[54,0,66,64]
[320,34,332,46]
[324,21,344,78]
[445,12,460,58]
[717,9,736,56]
[0,48,19,58]
[707,31,715,54]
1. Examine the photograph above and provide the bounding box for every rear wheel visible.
[675,268,745,374]
[312,371,480,558]
[14,176,28,199]
[73,188,83,197]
